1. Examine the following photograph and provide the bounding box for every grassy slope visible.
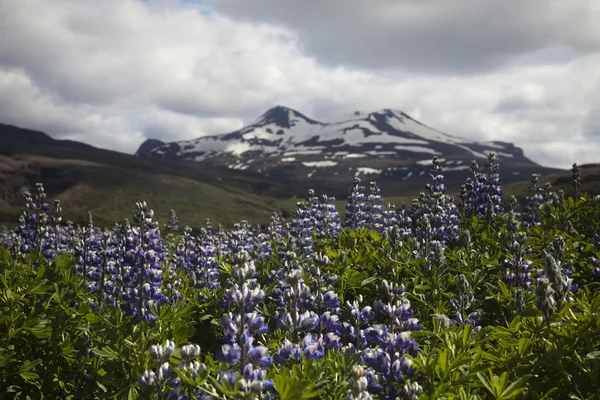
[55,174,281,228]
[0,154,281,228]
[3,154,596,229]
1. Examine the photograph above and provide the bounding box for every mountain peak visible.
[255,105,322,128]
[372,108,412,119]
[136,138,165,156]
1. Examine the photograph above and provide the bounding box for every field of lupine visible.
[1,154,599,400]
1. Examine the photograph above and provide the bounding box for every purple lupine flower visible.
[449,274,482,332]
[290,189,320,256]
[193,228,220,291]
[522,174,545,227]
[411,157,460,249]
[141,340,208,400]
[272,339,303,364]
[345,177,368,229]
[572,163,581,200]
[140,341,181,399]
[360,278,421,398]
[15,183,58,259]
[344,295,375,352]
[361,330,418,398]
[267,212,285,243]
[73,212,100,283]
[365,182,384,231]
[228,220,256,256]
[316,194,342,239]
[217,337,274,397]
[218,250,272,390]
[502,231,535,289]
[238,363,274,395]
[271,256,319,345]
[590,256,600,277]
[166,209,179,233]
[302,334,326,360]
[216,343,242,365]
[308,253,342,338]
[347,365,373,400]
[344,179,387,231]
[116,202,169,323]
[381,202,400,236]
[484,152,504,218]
[461,160,486,218]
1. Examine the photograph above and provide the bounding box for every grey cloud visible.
[583,109,600,138]
[211,0,600,74]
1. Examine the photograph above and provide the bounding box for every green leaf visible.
[36,265,46,278]
[437,348,448,376]
[477,371,496,397]
[342,269,368,290]
[586,351,600,359]
[500,375,529,400]
[20,359,41,372]
[361,276,377,287]
[461,323,473,347]
[91,346,120,360]
[128,386,139,400]
[19,371,39,381]
[96,381,108,392]
[517,337,531,358]
[27,283,52,296]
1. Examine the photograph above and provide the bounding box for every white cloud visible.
[140,107,244,141]
[0,68,145,151]
[0,0,598,170]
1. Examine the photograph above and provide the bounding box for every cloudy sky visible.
[0,0,599,169]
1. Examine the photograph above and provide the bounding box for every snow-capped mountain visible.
[137,106,554,197]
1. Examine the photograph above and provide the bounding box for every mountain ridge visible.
[136,105,550,196]
[137,105,528,161]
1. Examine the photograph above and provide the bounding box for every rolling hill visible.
[0,123,289,227]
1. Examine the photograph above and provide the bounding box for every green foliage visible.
[1,194,600,399]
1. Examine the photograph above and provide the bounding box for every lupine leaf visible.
[499,375,530,399]
[477,371,496,397]
[360,276,377,286]
[91,346,120,360]
[586,351,600,359]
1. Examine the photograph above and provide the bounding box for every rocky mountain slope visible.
[137,106,559,196]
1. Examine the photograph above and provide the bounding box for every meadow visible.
[0,154,598,400]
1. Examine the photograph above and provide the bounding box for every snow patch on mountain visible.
[355,167,382,176]
[395,145,441,155]
[303,161,338,167]
[344,154,367,159]
[416,158,446,166]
